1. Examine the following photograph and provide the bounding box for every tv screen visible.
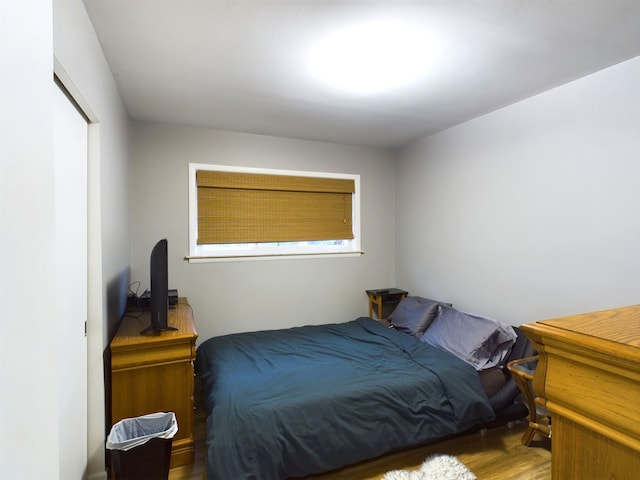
[141,239,175,334]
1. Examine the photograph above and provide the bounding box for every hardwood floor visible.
[305,424,551,480]
[169,387,551,480]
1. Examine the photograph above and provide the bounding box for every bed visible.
[195,297,528,480]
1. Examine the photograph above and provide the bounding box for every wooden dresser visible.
[520,305,640,479]
[110,297,198,467]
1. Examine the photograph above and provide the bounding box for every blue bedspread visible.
[195,317,494,479]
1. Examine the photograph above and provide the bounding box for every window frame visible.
[187,163,362,262]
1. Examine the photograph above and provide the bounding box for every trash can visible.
[107,411,178,480]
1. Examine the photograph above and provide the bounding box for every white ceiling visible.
[83,0,640,149]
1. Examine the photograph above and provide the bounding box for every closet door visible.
[53,80,88,479]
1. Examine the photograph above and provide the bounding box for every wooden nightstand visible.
[110,297,198,468]
[366,288,408,321]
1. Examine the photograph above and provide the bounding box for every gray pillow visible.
[388,296,443,338]
[419,305,517,370]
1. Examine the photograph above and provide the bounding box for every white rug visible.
[381,454,476,480]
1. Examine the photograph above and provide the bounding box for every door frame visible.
[54,58,106,480]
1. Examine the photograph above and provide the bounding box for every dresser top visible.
[537,304,640,348]
[111,297,198,350]
[521,304,640,368]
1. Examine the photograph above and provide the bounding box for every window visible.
[187,164,361,261]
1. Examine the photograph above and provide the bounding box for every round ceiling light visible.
[309,20,438,95]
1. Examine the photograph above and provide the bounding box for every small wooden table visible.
[520,305,640,479]
[366,288,408,320]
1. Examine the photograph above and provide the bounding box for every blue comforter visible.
[196,317,494,479]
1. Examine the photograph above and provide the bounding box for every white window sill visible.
[185,250,364,263]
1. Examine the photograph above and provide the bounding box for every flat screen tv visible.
[141,239,176,334]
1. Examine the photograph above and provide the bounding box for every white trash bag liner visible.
[107,412,178,452]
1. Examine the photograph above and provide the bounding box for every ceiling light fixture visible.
[309,20,438,96]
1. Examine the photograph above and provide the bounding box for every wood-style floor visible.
[304,424,551,480]
[169,388,551,480]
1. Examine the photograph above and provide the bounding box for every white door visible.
[53,81,88,479]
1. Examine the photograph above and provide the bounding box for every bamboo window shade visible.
[196,170,355,245]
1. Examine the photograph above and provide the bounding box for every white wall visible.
[130,123,396,342]
[54,0,132,341]
[396,56,640,325]
[0,1,59,478]
[53,0,132,478]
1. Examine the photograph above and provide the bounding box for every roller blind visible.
[196,170,355,245]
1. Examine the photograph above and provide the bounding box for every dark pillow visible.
[388,296,443,338]
[419,305,517,370]
[478,367,507,397]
